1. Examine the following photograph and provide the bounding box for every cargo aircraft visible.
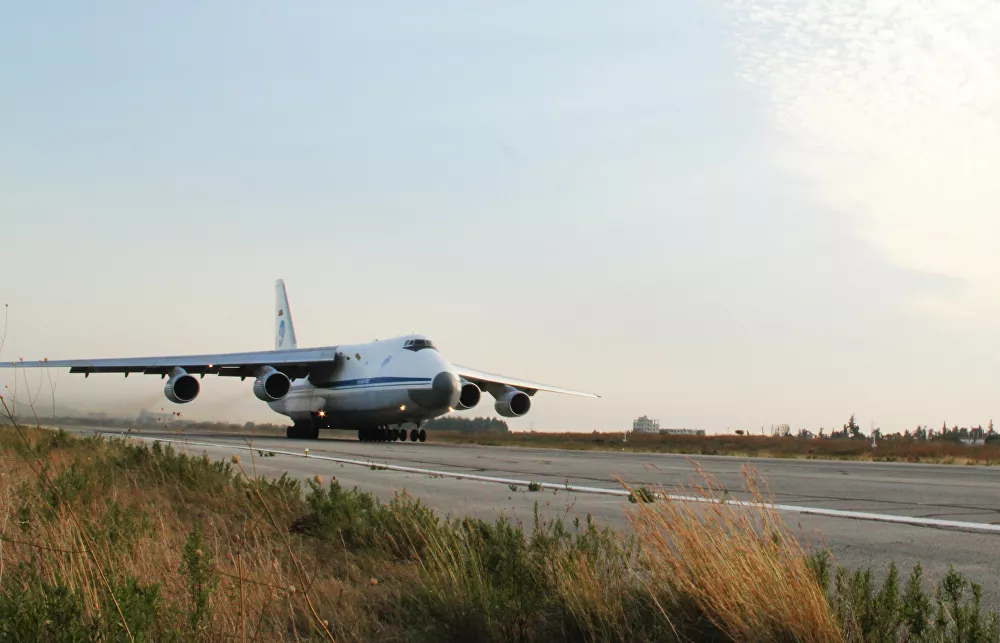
[2,281,598,442]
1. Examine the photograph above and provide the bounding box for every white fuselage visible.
[266,335,460,429]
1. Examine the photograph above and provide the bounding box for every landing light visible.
[318,410,326,417]
[399,405,406,411]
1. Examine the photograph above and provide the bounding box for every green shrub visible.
[0,569,93,643]
[0,566,166,643]
[403,505,651,643]
[628,487,656,504]
[812,555,999,642]
[290,479,438,559]
[180,524,218,636]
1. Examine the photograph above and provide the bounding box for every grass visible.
[427,430,1000,465]
[0,421,997,641]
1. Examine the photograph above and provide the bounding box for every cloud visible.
[721,0,1000,323]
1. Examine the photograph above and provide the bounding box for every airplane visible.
[1,280,598,442]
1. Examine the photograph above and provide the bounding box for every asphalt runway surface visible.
[69,427,1000,603]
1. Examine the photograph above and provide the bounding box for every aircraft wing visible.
[454,366,599,398]
[0,347,340,379]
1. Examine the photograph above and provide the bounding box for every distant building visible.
[659,428,706,436]
[632,415,660,433]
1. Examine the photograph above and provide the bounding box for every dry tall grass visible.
[623,467,843,642]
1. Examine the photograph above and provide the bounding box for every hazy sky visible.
[3,2,999,434]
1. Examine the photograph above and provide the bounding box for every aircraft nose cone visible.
[409,371,461,410]
[432,371,461,408]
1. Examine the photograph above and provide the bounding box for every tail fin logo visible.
[277,320,286,346]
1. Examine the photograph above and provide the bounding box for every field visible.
[50,413,1000,466]
[0,418,997,642]
[428,430,1000,465]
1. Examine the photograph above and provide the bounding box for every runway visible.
[71,428,1000,603]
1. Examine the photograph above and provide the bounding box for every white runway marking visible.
[116,433,1000,535]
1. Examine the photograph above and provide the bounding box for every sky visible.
[3,2,1000,434]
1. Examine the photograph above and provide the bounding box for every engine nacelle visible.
[164,369,200,404]
[455,379,482,411]
[494,387,531,418]
[253,366,291,402]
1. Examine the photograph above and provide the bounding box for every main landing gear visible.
[358,425,426,443]
[286,420,319,440]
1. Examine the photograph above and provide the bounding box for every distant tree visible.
[841,414,863,440]
[735,430,744,436]
[935,423,964,443]
[989,419,996,436]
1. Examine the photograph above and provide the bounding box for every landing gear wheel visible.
[390,428,399,442]
[286,425,298,439]
[410,429,418,442]
[418,429,426,443]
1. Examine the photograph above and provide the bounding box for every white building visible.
[632,415,660,433]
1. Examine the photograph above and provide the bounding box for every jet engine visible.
[494,387,531,418]
[456,379,482,410]
[253,366,291,402]
[164,369,200,404]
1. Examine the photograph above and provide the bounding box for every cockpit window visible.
[403,339,437,352]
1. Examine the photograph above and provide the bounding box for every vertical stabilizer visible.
[275,279,298,350]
